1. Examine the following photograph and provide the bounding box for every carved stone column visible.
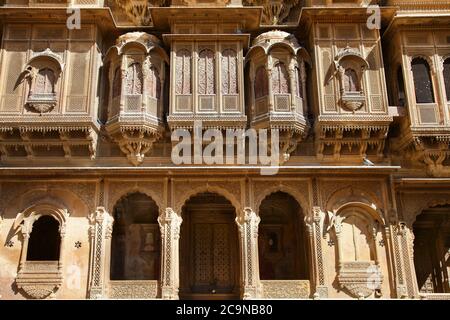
[158,207,183,300]
[310,206,328,299]
[236,207,261,299]
[396,222,419,298]
[87,207,114,299]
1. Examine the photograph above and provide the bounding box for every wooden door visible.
[180,203,239,299]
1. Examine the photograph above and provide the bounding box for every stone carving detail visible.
[198,49,215,95]
[113,0,167,26]
[248,31,310,161]
[260,280,310,298]
[173,180,242,214]
[330,207,384,299]
[244,0,300,25]
[236,208,261,299]
[105,32,166,165]
[272,62,290,94]
[87,207,114,299]
[176,49,192,95]
[16,261,63,299]
[158,208,183,299]
[109,280,158,299]
[126,63,143,95]
[14,204,69,299]
[221,49,238,95]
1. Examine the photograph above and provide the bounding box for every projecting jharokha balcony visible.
[104,32,168,166]
[246,30,311,161]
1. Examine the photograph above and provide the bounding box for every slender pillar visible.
[236,207,261,299]
[158,207,183,300]
[87,207,114,299]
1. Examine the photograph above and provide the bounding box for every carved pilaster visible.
[311,206,328,298]
[235,207,261,299]
[158,208,183,300]
[87,207,114,299]
[397,222,419,298]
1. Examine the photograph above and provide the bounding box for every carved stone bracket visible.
[244,0,299,25]
[337,262,383,299]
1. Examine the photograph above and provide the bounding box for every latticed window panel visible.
[175,49,192,95]
[222,95,239,112]
[221,49,238,95]
[199,95,216,112]
[272,62,290,94]
[125,94,142,112]
[126,63,143,95]
[198,49,216,95]
[274,94,290,112]
[175,95,192,112]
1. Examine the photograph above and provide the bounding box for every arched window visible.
[412,58,435,103]
[443,58,450,102]
[198,49,215,95]
[272,62,290,94]
[26,215,61,261]
[126,62,143,95]
[397,66,406,106]
[111,192,161,280]
[112,67,122,98]
[221,49,238,95]
[175,49,191,95]
[254,66,269,99]
[340,215,375,262]
[148,66,161,99]
[34,68,55,95]
[343,68,360,92]
[258,192,309,280]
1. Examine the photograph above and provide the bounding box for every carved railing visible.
[260,280,310,299]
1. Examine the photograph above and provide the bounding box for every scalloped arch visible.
[254,185,309,216]
[325,185,382,214]
[175,185,241,215]
[108,188,163,214]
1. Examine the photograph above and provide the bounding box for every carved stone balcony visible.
[26,93,58,114]
[246,30,310,161]
[105,32,167,166]
[340,92,366,112]
[0,122,99,161]
[337,261,383,299]
[15,261,63,300]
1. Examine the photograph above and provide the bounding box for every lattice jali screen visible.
[125,95,142,112]
[67,96,87,112]
[321,49,337,112]
[222,95,238,112]
[199,95,216,112]
[274,94,290,112]
[66,49,90,113]
[1,45,27,112]
[175,95,192,112]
